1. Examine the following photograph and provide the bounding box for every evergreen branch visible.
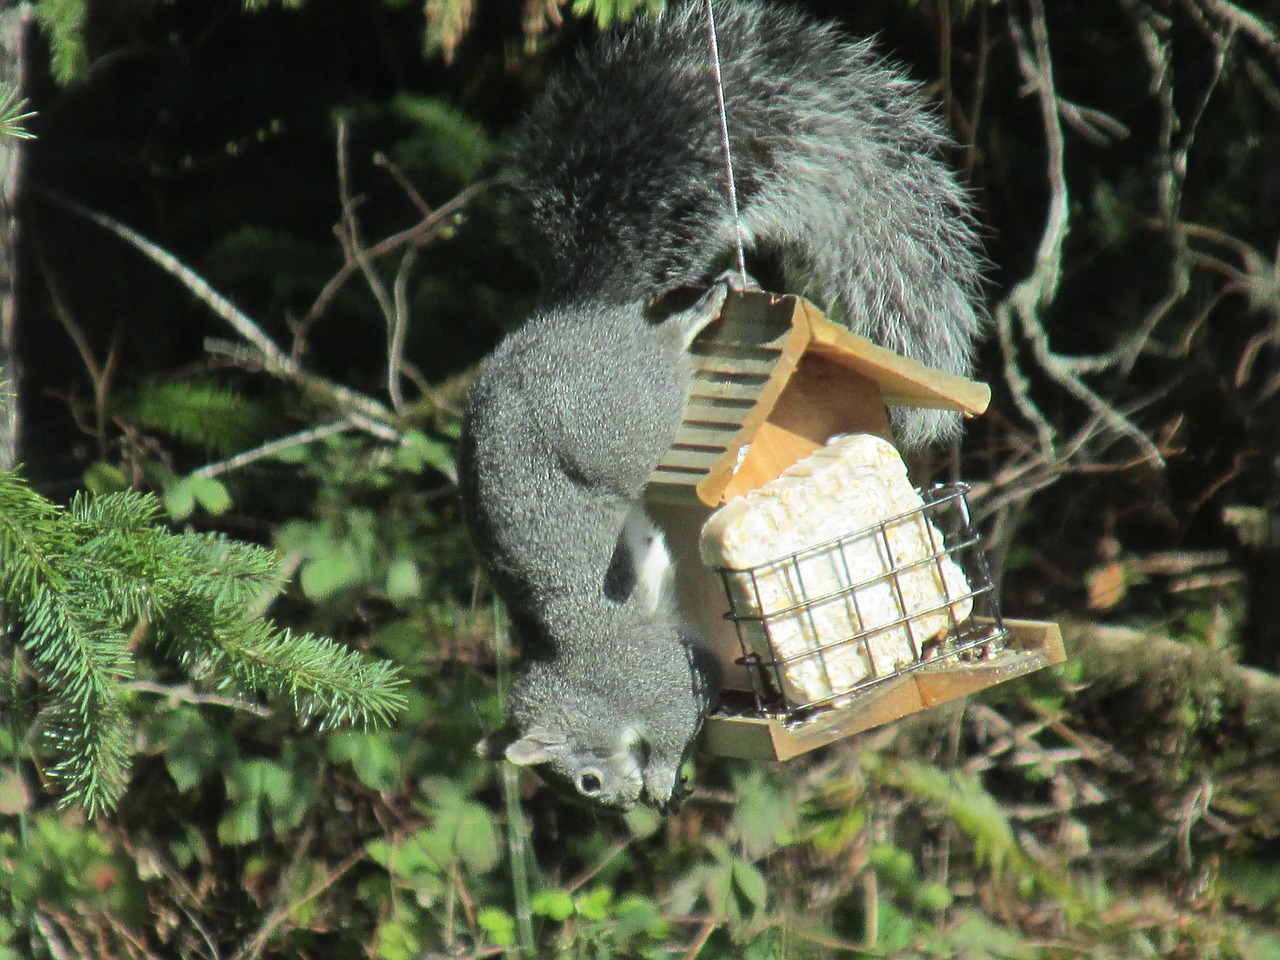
[0,471,407,814]
[156,605,407,731]
[0,468,71,601]
[42,696,132,818]
[3,481,136,722]
[20,586,133,717]
[122,380,271,456]
[0,84,36,140]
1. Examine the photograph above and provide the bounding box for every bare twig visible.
[40,189,292,369]
[231,847,367,960]
[189,419,360,480]
[123,680,271,717]
[34,246,119,460]
[200,339,399,440]
[389,249,418,413]
[1198,0,1280,65]
[335,124,401,402]
[303,176,490,328]
[681,917,719,960]
[374,151,434,218]
[40,189,400,436]
[993,0,1165,471]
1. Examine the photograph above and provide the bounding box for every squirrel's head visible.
[477,723,654,811]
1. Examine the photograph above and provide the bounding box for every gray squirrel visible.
[458,0,984,811]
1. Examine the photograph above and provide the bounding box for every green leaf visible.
[531,889,576,922]
[611,895,666,941]
[424,783,500,873]
[732,768,796,858]
[372,917,420,960]
[218,796,263,845]
[1243,934,1280,960]
[150,709,236,793]
[945,913,1042,959]
[327,731,404,793]
[915,882,954,914]
[870,843,918,890]
[385,556,421,601]
[300,540,366,598]
[575,886,613,922]
[625,804,662,839]
[695,857,735,917]
[394,430,456,477]
[219,756,314,844]
[188,475,232,515]
[82,462,127,495]
[809,805,865,855]
[164,478,197,521]
[476,907,516,948]
[731,859,768,912]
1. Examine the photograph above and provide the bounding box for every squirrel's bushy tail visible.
[507,0,985,448]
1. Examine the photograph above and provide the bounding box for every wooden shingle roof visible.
[647,292,992,507]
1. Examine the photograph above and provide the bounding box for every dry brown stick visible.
[230,847,367,960]
[303,177,490,328]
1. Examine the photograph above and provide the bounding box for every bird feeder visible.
[644,290,1065,762]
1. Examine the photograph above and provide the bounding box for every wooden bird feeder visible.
[644,290,1065,762]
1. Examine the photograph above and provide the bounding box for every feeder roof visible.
[647,291,991,506]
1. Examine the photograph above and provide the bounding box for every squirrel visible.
[458,0,985,812]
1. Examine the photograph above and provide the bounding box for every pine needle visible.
[0,468,407,815]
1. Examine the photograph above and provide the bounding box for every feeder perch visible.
[644,290,1066,762]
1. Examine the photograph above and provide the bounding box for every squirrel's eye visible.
[579,773,602,794]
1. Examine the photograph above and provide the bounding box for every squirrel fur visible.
[459,0,985,812]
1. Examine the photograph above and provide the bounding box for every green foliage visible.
[31,0,88,84]
[0,469,406,815]
[160,471,233,520]
[218,746,318,845]
[274,429,467,606]
[869,757,1045,893]
[385,95,495,185]
[119,380,273,457]
[243,0,307,11]
[570,0,665,30]
[0,85,35,141]
[11,0,1280,957]
[422,0,474,62]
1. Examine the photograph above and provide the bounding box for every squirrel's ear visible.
[503,732,565,767]
[476,725,566,761]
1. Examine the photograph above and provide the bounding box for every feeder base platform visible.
[701,618,1065,761]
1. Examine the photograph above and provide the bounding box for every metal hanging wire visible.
[702,0,749,286]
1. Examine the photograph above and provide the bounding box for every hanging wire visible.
[703,0,749,286]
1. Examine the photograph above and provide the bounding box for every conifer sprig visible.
[0,469,407,816]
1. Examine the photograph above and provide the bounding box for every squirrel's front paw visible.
[642,760,695,813]
[641,763,680,812]
[714,268,762,294]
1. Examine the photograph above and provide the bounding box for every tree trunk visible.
[0,1,31,473]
